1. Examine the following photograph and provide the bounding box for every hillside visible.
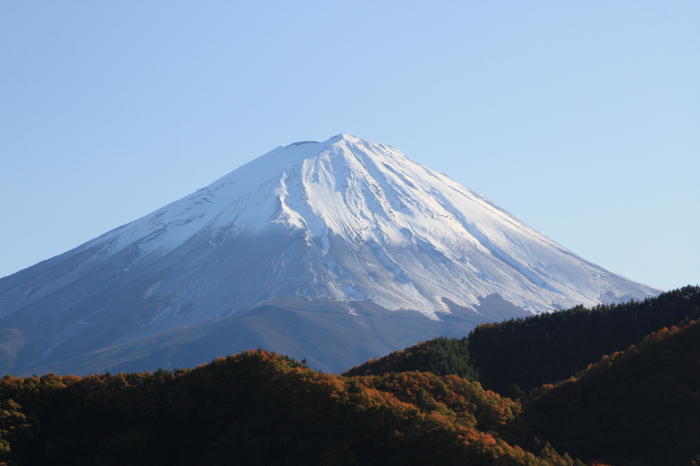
[0,351,578,466]
[347,286,700,464]
[347,286,700,393]
[523,317,700,465]
[2,289,700,464]
[346,337,478,380]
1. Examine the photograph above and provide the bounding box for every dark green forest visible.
[346,337,478,380]
[1,286,699,465]
[350,286,700,393]
[524,318,700,465]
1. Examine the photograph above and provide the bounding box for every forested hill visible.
[2,288,700,465]
[524,317,700,465]
[347,286,700,393]
[0,350,577,466]
[345,337,478,380]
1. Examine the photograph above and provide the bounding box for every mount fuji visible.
[0,134,659,373]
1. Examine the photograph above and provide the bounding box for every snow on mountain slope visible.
[84,133,656,315]
[0,133,660,374]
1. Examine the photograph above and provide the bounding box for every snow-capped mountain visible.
[0,134,659,374]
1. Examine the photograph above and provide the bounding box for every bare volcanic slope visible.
[0,134,659,374]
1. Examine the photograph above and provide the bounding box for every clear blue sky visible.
[2,1,698,290]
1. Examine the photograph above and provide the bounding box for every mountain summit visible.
[0,134,659,373]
